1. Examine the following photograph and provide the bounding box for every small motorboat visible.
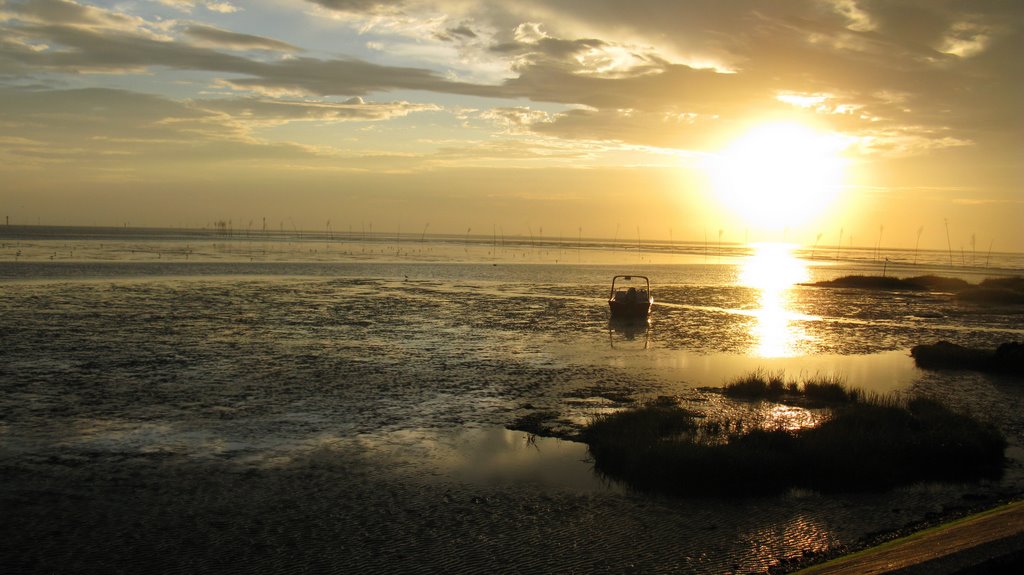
[608,275,653,319]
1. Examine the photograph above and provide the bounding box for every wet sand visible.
[2,253,1023,573]
[3,440,1019,575]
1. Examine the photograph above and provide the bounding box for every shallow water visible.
[2,227,1023,573]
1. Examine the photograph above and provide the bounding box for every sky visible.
[1,0,1021,251]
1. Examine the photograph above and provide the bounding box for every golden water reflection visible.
[739,243,812,358]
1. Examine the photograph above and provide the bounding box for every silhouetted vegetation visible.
[912,341,1024,375]
[722,369,792,399]
[981,276,1024,291]
[583,381,1006,497]
[802,376,865,404]
[806,275,928,290]
[955,287,1024,305]
[807,274,1024,306]
[907,275,971,291]
[723,370,863,404]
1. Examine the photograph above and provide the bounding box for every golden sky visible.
[1,0,1021,250]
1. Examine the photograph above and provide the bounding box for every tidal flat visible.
[2,230,1023,573]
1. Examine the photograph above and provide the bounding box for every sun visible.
[708,122,847,231]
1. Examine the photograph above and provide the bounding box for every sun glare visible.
[739,243,813,358]
[708,122,846,231]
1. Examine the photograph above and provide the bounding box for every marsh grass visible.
[721,369,792,399]
[584,374,1006,496]
[807,274,1024,305]
[906,275,971,291]
[723,371,866,405]
[980,276,1024,291]
[796,398,1006,490]
[802,375,862,404]
[955,287,1024,305]
[806,275,928,290]
[957,276,1024,304]
[912,341,1024,375]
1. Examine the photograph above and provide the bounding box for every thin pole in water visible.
[945,218,953,266]
[914,226,923,265]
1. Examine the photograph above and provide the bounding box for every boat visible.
[608,275,653,319]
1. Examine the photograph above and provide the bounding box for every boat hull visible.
[608,299,652,319]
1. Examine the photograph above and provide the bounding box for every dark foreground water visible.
[1,228,1023,573]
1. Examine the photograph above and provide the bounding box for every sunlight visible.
[708,122,847,231]
[739,243,812,358]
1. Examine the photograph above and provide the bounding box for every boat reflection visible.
[739,243,811,358]
[608,317,650,349]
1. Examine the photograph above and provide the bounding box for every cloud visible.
[223,56,495,98]
[1,2,487,93]
[2,0,1020,162]
[433,23,477,42]
[307,0,406,14]
[8,0,173,37]
[0,86,230,150]
[158,1,241,14]
[477,106,554,134]
[205,2,240,14]
[194,96,441,126]
[530,107,729,151]
[0,86,437,174]
[183,24,300,52]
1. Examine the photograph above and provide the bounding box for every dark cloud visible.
[10,0,140,28]
[225,57,497,98]
[532,108,746,151]
[305,0,406,14]
[183,25,301,52]
[500,60,758,113]
[493,36,608,63]
[447,24,477,39]
[2,20,253,73]
[195,96,439,122]
[0,17,489,98]
[434,23,478,42]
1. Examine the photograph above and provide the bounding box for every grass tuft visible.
[723,370,866,404]
[801,374,862,403]
[722,369,789,399]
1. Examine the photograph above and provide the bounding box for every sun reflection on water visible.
[739,243,812,358]
[737,514,840,573]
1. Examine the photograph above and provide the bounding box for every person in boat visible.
[626,287,637,302]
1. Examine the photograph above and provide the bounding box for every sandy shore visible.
[797,501,1024,574]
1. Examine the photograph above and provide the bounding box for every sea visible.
[2,225,1023,574]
